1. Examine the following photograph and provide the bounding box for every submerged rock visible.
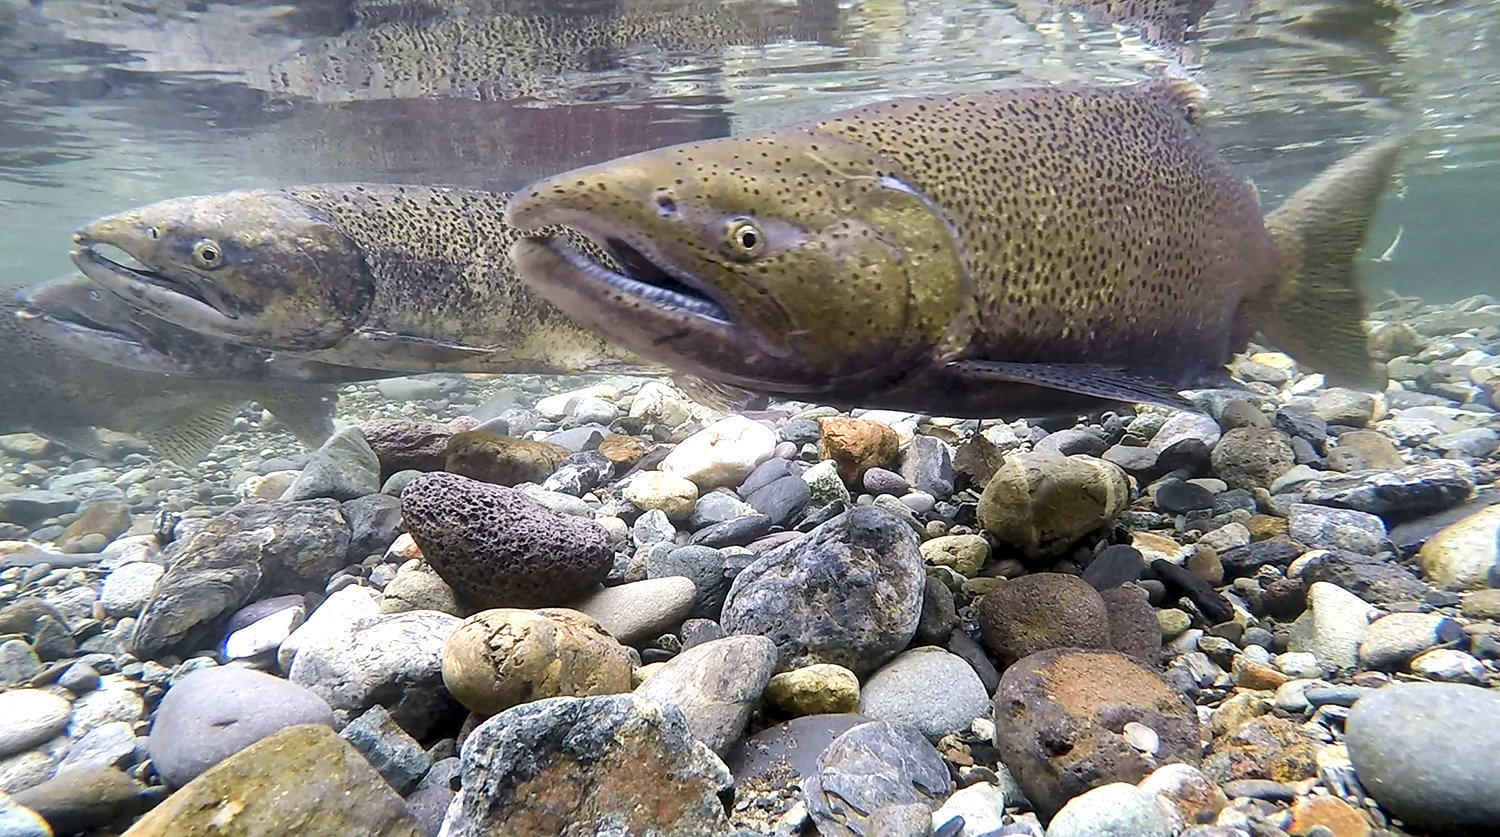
[977,573,1111,668]
[445,695,731,837]
[443,431,569,487]
[285,426,381,502]
[803,720,952,837]
[401,472,611,609]
[977,453,1128,558]
[818,417,899,482]
[635,635,778,756]
[1418,503,1500,591]
[721,506,923,676]
[1299,460,1475,519]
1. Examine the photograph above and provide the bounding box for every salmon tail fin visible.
[1255,135,1409,391]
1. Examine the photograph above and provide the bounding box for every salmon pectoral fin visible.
[948,360,1201,412]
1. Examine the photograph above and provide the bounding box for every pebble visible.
[1418,503,1500,591]
[687,492,752,530]
[1356,611,1462,670]
[283,426,381,501]
[68,685,142,737]
[1137,763,1227,827]
[931,781,1010,837]
[859,647,991,741]
[1408,647,1486,682]
[148,666,335,788]
[817,417,899,482]
[1290,582,1377,671]
[763,664,861,716]
[446,695,731,837]
[744,475,811,526]
[621,471,699,521]
[56,720,136,773]
[646,545,728,619]
[1346,683,1500,833]
[919,534,989,577]
[1082,545,1145,590]
[0,690,71,758]
[1289,504,1388,554]
[278,584,379,671]
[1046,782,1176,837]
[11,767,152,835]
[660,415,777,489]
[635,635,778,756]
[1149,412,1223,454]
[338,704,430,795]
[861,467,909,496]
[439,608,632,716]
[223,604,304,660]
[568,576,697,645]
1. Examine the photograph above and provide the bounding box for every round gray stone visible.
[0,690,70,758]
[859,647,991,741]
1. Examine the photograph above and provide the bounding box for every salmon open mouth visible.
[70,241,232,319]
[527,232,732,323]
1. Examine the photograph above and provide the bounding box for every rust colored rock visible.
[818,417,899,482]
[1289,795,1372,837]
[441,608,634,716]
[362,416,479,479]
[443,431,569,487]
[598,434,645,465]
[1203,715,1320,785]
[122,724,420,836]
[991,648,1200,820]
[977,573,1112,668]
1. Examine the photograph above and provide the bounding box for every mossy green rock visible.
[121,724,420,837]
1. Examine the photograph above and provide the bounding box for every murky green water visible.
[0,0,1494,298]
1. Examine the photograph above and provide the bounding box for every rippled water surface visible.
[0,0,1495,296]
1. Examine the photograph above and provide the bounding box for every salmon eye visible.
[191,239,222,268]
[726,218,764,260]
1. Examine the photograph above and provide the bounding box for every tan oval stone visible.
[622,472,700,521]
[978,453,1129,558]
[919,534,990,577]
[441,608,634,715]
[764,664,860,716]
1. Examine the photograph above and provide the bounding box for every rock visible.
[721,506,924,676]
[0,792,50,836]
[443,431,568,488]
[859,647,990,741]
[1101,585,1162,665]
[1150,413,1222,453]
[13,768,151,835]
[342,494,403,561]
[1327,430,1405,472]
[376,377,443,402]
[899,436,955,498]
[689,514,774,548]
[444,695,731,837]
[991,649,1200,819]
[727,714,874,791]
[99,562,164,618]
[1346,683,1500,834]
[537,385,616,420]
[1289,582,1376,672]
[629,381,692,427]
[632,509,675,546]
[862,468,909,497]
[622,472,699,521]
[739,459,796,497]
[744,475,811,526]
[121,724,420,836]
[440,608,632,716]
[916,573,958,645]
[764,665,861,716]
[688,492,752,530]
[223,604,304,659]
[931,782,1011,836]
[919,535,989,577]
[1418,504,1500,591]
[56,721,136,773]
[1046,783,1175,837]
[1357,612,1462,670]
[54,501,131,551]
[287,610,461,733]
[400,472,611,609]
[661,415,777,489]
[133,499,351,657]
[285,427,381,502]
[1295,550,1428,604]
[1210,428,1295,490]
[1082,545,1145,590]
[1290,504,1387,554]
[1408,648,1486,683]
[68,684,143,737]
[1154,479,1215,514]
[148,666,335,788]
[802,460,851,507]
[1460,587,1500,619]
[598,434,644,466]
[1313,389,1377,426]
[636,635,778,756]
[278,585,380,671]
[1300,460,1475,519]
[339,705,430,795]
[803,721,952,837]
[569,577,697,645]
[977,573,1111,668]
[362,417,477,479]
[1137,763,1226,827]
[0,690,70,759]
[977,453,1129,558]
[1289,795,1371,837]
[644,546,725,620]
[0,491,76,526]
[818,417,900,483]
[379,563,459,615]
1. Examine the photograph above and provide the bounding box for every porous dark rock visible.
[446,695,732,837]
[977,573,1111,668]
[401,472,611,609]
[721,506,924,676]
[991,649,1201,820]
